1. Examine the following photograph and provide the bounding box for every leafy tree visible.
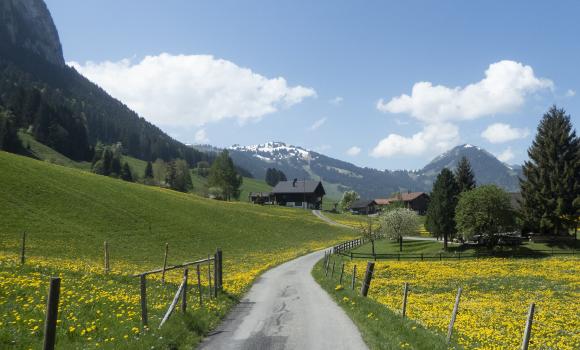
[425,168,460,250]
[144,161,154,179]
[455,156,476,193]
[153,159,167,185]
[455,185,515,245]
[340,190,359,211]
[379,208,420,252]
[520,106,580,235]
[208,150,243,200]
[196,160,210,178]
[120,162,133,182]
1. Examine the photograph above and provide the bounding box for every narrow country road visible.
[197,250,368,350]
[311,209,351,228]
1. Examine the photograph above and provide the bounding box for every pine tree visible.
[425,168,460,250]
[120,162,133,182]
[455,156,476,193]
[144,161,154,179]
[520,106,580,235]
[209,150,242,200]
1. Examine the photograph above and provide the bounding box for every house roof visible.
[350,199,377,209]
[376,192,428,204]
[271,180,325,195]
[374,198,391,205]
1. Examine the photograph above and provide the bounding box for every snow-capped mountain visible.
[227,142,416,199]
[194,142,523,199]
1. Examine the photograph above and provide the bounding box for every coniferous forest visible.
[0,41,209,166]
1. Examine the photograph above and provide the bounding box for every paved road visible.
[198,250,368,350]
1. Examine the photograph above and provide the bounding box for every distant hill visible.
[416,144,522,191]
[223,142,523,198]
[0,0,208,165]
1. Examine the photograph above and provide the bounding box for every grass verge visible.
[311,255,459,350]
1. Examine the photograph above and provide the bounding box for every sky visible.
[45,0,580,170]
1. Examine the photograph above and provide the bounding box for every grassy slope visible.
[18,131,91,170]
[0,151,354,348]
[0,151,351,266]
[312,257,458,350]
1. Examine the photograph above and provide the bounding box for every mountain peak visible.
[0,0,65,66]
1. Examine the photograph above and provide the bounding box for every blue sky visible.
[46,0,579,170]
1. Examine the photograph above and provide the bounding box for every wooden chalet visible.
[269,179,326,209]
[375,192,430,215]
[350,199,378,215]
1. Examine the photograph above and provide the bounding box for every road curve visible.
[197,250,368,350]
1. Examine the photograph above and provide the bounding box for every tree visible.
[196,160,210,177]
[120,162,133,182]
[144,161,154,179]
[425,168,460,250]
[153,159,167,185]
[340,190,359,211]
[455,185,515,246]
[0,108,22,152]
[379,208,420,252]
[520,106,580,235]
[265,168,287,187]
[164,159,193,192]
[455,156,476,193]
[208,150,243,200]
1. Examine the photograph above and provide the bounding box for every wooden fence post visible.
[360,262,375,297]
[104,241,110,273]
[331,261,336,277]
[402,282,409,318]
[42,277,60,350]
[325,257,330,277]
[213,252,218,297]
[217,248,224,291]
[20,232,26,265]
[161,243,169,284]
[351,265,357,290]
[140,274,148,328]
[447,287,462,343]
[207,254,212,298]
[339,263,345,284]
[196,264,203,307]
[521,303,535,350]
[181,268,188,313]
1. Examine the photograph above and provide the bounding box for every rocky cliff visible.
[0,0,64,66]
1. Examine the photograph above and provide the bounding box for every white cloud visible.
[377,60,553,123]
[308,117,327,131]
[194,129,209,144]
[496,147,515,163]
[481,123,530,143]
[68,53,316,127]
[371,123,460,158]
[346,146,361,156]
[566,89,576,97]
[329,96,343,105]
